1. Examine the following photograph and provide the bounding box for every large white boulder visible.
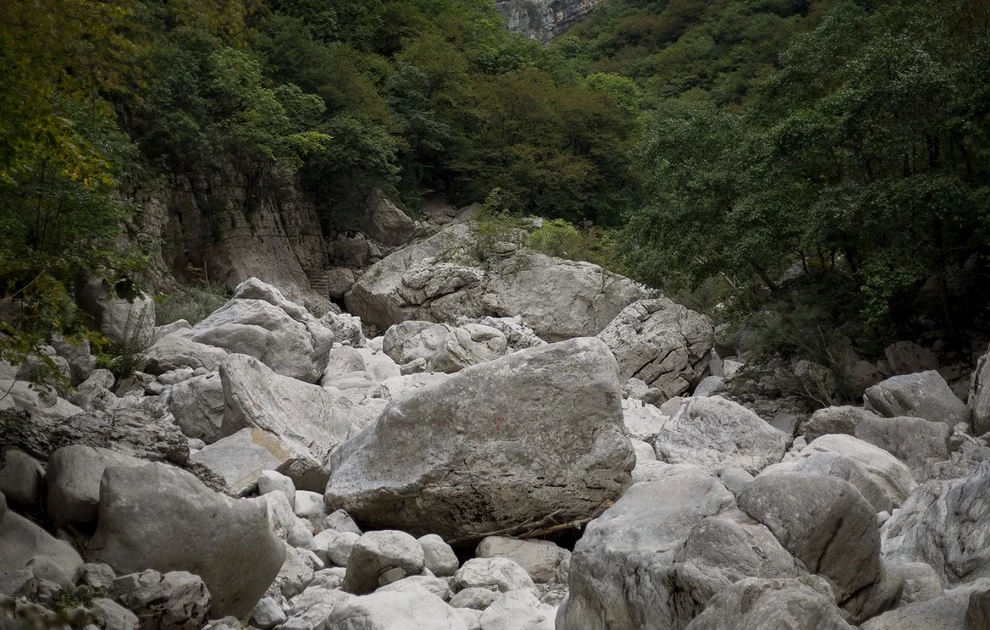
[88,462,285,618]
[596,298,714,401]
[652,396,789,474]
[864,371,968,426]
[174,278,333,383]
[325,338,634,541]
[219,354,364,491]
[46,445,144,528]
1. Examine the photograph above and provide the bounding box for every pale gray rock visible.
[179,278,333,383]
[0,511,83,584]
[457,316,545,351]
[429,324,508,373]
[343,530,425,595]
[885,341,939,375]
[190,428,299,496]
[257,491,300,541]
[892,562,944,604]
[164,372,225,443]
[113,569,210,630]
[81,562,116,590]
[322,346,367,381]
[621,399,667,442]
[220,354,363,491]
[326,338,633,541]
[51,335,98,385]
[320,311,366,348]
[969,345,990,436]
[88,597,139,630]
[26,556,76,591]
[801,406,950,475]
[881,464,990,585]
[283,584,353,629]
[693,376,726,398]
[323,531,360,567]
[327,589,467,630]
[0,447,45,509]
[861,578,990,629]
[865,371,968,426]
[763,452,902,513]
[378,575,452,600]
[0,380,85,422]
[345,223,644,341]
[738,473,881,601]
[495,0,600,43]
[364,191,416,247]
[791,434,917,509]
[324,509,362,535]
[383,321,452,367]
[476,538,569,585]
[630,439,656,463]
[558,471,760,630]
[293,491,327,519]
[325,268,356,299]
[420,534,460,578]
[88,462,285,618]
[451,558,536,595]
[685,576,853,630]
[375,372,450,399]
[478,590,555,630]
[250,597,286,630]
[47,445,144,528]
[450,587,499,610]
[77,279,156,347]
[596,298,714,401]
[144,334,229,375]
[274,546,319,599]
[258,470,295,508]
[652,396,788,474]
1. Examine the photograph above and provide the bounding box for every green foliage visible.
[626,0,990,348]
[155,285,234,326]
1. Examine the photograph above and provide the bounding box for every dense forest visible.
[1,0,988,381]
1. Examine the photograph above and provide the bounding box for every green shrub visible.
[154,284,232,326]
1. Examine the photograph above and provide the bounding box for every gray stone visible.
[0,511,83,584]
[378,575,452,600]
[597,298,714,402]
[881,464,990,585]
[88,598,139,630]
[0,447,45,509]
[321,530,359,567]
[326,338,633,541]
[451,558,535,595]
[112,569,210,630]
[343,530,425,595]
[144,334,229,375]
[327,589,467,629]
[738,473,881,601]
[257,470,295,508]
[364,191,416,247]
[865,371,968,426]
[684,576,853,630]
[892,562,944,605]
[165,372,225,443]
[88,462,285,618]
[250,597,286,630]
[47,445,144,529]
[80,562,116,590]
[383,321,452,368]
[621,399,667,443]
[478,590,555,630]
[420,534,460,578]
[51,335,98,385]
[428,324,508,373]
[77,279,156,348]
[969,345,990,436]
[560,470,791,630]
[476,537,569,585]
[693,376,726,398]
[178,279,333,383]
[190,428,300,496]
[450,587,498,611]
[325,268,356,299]
[652,396,788,474]
[220,354,364,491]
[274,546,319,599]
[861,579,990,629]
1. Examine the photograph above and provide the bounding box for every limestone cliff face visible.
[495,0,600,43]
[127,167,325,293]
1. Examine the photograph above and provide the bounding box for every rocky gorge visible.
[3,210,990,630]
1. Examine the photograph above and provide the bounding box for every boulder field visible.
[2,264,989,629]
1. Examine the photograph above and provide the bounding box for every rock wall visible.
[495,0,600,43]
[126,166,326,293]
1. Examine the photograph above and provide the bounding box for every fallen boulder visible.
[325,338,633,541]
[865,371,968,426]
[596,298,714,401]
[88,462,285,618]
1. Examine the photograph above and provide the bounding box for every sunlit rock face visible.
[495,0,600,44]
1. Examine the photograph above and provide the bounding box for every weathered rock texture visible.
[495,0,601,43]
[596,298,714,401]
[88,462,285,619]
[344,223,645,340]
[325,337,634,541]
